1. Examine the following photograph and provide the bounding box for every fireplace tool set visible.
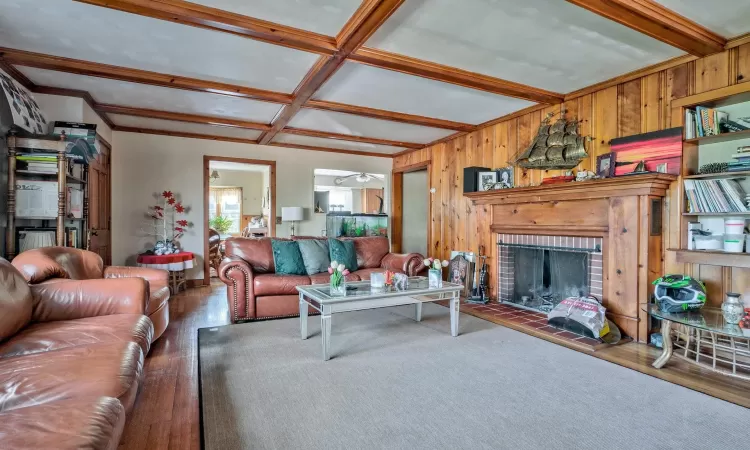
[467,246,489,304]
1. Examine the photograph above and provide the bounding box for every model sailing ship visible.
[512,111,590,170]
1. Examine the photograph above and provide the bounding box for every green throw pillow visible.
[328,238,358,272]
[271,240,307,276]
[297,239,330,275]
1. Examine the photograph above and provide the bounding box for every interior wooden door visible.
[88,139,111,264]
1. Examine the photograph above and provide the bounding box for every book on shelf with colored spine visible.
[683,178,748,213]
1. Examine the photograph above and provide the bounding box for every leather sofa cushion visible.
[347,236,390,269]
[308,272,361,284]
[0,396,125,450]
[297,239,330,275]
[328,238,358,271]
[0,259,32,341]
[148,285,170,315]
[12,247,104,283]
[0,341,143,413]
[224,238,277,273]
[271,240,307,275]
[256,295,315,319]
[0,314,153,359]
[254,274,311,296]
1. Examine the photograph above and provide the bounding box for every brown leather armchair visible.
[0,257,152,449]
[11,247,170,342]
[208,227,223,274]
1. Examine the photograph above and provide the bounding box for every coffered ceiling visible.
[0,0,747,157]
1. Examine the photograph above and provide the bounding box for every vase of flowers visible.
[328,261,350,296]
[423,257,449,288]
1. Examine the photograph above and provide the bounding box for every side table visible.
[136,251,195,294]
[645,304,750,380]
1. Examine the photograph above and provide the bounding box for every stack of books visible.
[684,107,750,139]
[728,146,750,172]
[16,154,58,174]
[684,178,748,213]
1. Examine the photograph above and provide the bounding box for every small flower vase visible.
[428,268,442,289]
[722,293,744,324]
[330,276,346,296]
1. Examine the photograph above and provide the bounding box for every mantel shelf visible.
[464,173,677,205]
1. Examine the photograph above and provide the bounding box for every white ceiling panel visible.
[0,0,318,93]
[191,0,363,36]
[365,0,684,93]
[19,67,282,123]
[314,62,535,124]
[109,114,263,140]
[654,1,750,38]
[272,133,404,154]
[288,109,454,143]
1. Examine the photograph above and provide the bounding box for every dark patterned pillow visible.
[271,239,307,276]
[328,238,358,272]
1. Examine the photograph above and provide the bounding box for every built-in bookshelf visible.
[670,83,750,267]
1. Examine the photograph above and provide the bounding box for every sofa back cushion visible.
[328,238,358,272]
[271,240,307,276]
[11,248,104,283]
[297,239,330,275]
[0,259,33,340]
[224,237,278,273]
[348,236,390,269]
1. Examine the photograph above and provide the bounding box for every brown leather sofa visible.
[0,258,153,449]
[219,236,425,322]
[11,247,170,342]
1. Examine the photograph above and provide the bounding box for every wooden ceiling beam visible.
[95,104,271,131]
[304,99,473,131]
[567,0,726,57]
[257,0,405,145]
[75,0,337,55]
[0,47,293,104]
[0,58,36,90]
[266,142,393,159]
[350,48,563,104]
[282,126,421,149]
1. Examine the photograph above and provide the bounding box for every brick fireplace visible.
[464,174,676,342]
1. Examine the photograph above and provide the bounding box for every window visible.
[328,188,353,212]
[209,187,242,234]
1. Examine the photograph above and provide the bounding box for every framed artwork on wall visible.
[596,152,616,178]
[609,127,682,176]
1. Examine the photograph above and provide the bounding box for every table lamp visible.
[281,207,304,236]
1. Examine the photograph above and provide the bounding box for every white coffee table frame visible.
[297,278,463,361]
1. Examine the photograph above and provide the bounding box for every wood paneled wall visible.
[393,43,750,304]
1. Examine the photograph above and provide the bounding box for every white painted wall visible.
[35,93,113,142]
[402,170,428,256]
[112,131,392,279]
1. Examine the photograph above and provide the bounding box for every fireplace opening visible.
[498,235,603,314]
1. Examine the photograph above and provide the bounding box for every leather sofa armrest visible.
[219,256,255,322]
[380,253,426,276]
[30,278,149,322]
[104,266,169,289]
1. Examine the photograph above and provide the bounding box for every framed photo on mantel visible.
[596,152,616,178]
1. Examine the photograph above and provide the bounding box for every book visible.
[683,178,748,213]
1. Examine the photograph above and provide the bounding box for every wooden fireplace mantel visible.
[464,173,677,205]
[463,173,678,343]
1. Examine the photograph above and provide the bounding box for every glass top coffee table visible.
[297,277,463,361]
[646,304,750,380]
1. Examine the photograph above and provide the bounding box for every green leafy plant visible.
[209,215,233,234]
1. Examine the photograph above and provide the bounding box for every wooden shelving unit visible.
[6,132,89,259]
[670,83,750,267]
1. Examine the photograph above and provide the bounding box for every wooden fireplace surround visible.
[465,173,677,342]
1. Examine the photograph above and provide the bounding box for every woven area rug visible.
[199,303,749,450]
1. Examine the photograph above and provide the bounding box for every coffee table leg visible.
[653,319,673,369]
[415,303,423,322]
[321,305,332,361]
[450,293,459,337]
[299,293,308,340]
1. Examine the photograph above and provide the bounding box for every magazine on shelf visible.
[684,178,748,213]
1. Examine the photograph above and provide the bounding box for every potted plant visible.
[328,261,350,296]
[209,215,233,235]
[423,257,449,288]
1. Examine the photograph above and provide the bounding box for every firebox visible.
[497,234,603,314]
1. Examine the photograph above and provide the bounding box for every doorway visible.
[391,161,430,254]
[203,156,276,285]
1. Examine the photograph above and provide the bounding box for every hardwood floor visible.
[122,282,749,449]
[119,281,230,450]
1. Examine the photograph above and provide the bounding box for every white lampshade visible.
[281,207,304,222]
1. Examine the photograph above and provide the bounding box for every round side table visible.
[136,251,195,294]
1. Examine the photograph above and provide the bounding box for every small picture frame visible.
[477,171,497,191]
[596,152,616,178]
[494,167,514,189]
[656,163,668,173]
